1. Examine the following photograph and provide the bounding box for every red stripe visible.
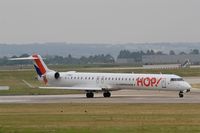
[32,54,46,75]
[43,76,48,84]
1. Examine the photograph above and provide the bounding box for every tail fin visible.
[10,54,51,76]
[10,54,53,84]
[32,54,50,77]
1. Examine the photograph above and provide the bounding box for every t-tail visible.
[32,54,50,76]
[10,54,54,84]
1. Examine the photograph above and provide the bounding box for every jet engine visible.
[54,72,60,79]
[46,71,60,80]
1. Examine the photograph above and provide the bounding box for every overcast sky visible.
[0,0,199,44]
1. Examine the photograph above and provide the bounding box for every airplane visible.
[10,54,192,98]
[180,59,191,68]
[143,59,191,69]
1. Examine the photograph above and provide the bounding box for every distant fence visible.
[143,64,180,69]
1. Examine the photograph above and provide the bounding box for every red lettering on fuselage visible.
[143,77,150,86]
[156,78,162,87]
[151,78,157,87]
[136,77,143,86]
[136,77,162,87]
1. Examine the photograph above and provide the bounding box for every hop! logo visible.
[136,77,162,87]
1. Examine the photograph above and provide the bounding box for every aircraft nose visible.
[185,82,192,92]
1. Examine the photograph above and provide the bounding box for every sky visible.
[0,0,200,44]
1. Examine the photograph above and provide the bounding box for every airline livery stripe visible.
[32,54,46,75]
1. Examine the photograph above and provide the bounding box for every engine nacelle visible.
[54,72,60,79]
[46,71,60,80]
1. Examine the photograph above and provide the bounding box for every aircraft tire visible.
[86,92,94,98]
[103,91,111,98]
[179,91,184,98]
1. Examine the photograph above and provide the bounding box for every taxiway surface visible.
[0,77,199,104]
[0,89,200,103]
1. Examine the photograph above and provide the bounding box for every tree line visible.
[117,49,200,62]
[0,49,199,66]
[0,54,115,66]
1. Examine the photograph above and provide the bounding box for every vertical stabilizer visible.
[10,54,53,84]
[32,54,50,77]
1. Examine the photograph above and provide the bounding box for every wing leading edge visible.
[39,86,102,91]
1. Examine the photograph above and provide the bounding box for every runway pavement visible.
[0,89,200,104]
[0,77,199,104]
[184,77,200,84]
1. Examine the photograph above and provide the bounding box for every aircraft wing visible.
[39,86,102,91]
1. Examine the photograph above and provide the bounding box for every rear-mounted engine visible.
[54,72,60,79]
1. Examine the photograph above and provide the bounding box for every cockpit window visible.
[170,78,184,81]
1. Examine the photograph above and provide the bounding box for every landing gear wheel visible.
[103,91,111,98]
[179,91,184,98]
[86,92,94,98]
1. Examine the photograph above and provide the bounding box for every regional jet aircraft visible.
[11,54,191,98]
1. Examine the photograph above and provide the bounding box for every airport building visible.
[116,54,200,65]
[116,58,138,64]
[142,54,200,65]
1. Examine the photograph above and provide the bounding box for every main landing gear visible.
[86,92,94,98]
[86,91,111,98]
[103,91,111,98]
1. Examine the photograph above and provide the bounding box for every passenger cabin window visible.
[170,78,184,81]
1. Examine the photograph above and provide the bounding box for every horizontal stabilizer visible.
[9,56,38,60]
[39,86,102,91]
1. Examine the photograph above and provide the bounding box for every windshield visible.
[170,78,184,81]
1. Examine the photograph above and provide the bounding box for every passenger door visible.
[161,78,166,88]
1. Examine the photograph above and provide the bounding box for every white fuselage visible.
[46,71,191,92]
[11,54,192,98]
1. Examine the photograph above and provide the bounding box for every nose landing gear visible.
[179,89,190,98]
[179,91,184,98]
